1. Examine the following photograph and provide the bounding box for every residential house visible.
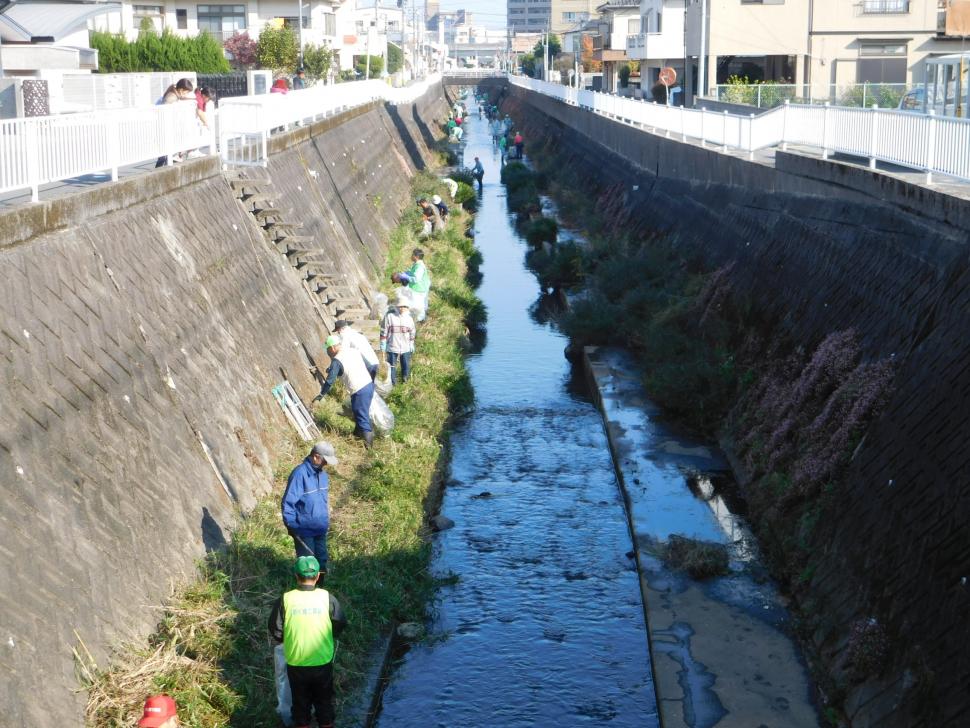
[591,0,639,93]
[626,0,685,98]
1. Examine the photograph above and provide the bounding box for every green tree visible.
[354,54,384,77]
[302,43,333,81]
[257,25,299,74]
[531,34,561,59]
[387,43,403,75]
[618,63,631,88]
[520,52,537,78]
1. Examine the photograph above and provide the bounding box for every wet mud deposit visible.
[374,103,660,727]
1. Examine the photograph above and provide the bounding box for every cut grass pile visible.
[82,170,481,727]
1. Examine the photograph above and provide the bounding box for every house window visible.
[281,16,310,30]
[628,18,641,34]
[197,5,247,34]
[859,41,907,56]
[861,0,909,13]
[176,8,188,29]
[857,41,908,83]
[322,13,336,36]
[133,5,164,32]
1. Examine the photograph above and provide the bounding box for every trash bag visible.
[372,291,389,320]
[395,286,425,321]
[370,392,395,436]
[274,643,292,726]
[375,363,393,398]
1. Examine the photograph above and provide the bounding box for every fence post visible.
[925,110,937,184]
[869,104,879,169]
[700,107,706,147]
[749,113,755,160]
[681,105,687,142]
[822,102,830,160]
[757,84,762,109]
[782,100,790,151]
[722,109,729,152]
[108,113,120,181]
[862,81,868,109]
[26,120,40,203]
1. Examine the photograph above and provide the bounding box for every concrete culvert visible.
[661,535,730,579]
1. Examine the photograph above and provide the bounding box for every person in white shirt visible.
[334,320,379,380]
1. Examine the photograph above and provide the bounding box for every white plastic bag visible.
[372,291,389,320]
[274,644,292,726]
[395,286,425,321]
[369,392,395,436]
[375,364,393,398]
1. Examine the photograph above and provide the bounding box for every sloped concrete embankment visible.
[498,84,970,726]
[0,86,450,726]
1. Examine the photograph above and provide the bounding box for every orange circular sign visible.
[659,67,677,86]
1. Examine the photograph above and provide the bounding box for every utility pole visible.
[365,15,373,80]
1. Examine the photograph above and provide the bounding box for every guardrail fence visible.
[1,75,442,202]
[510,75,970,184]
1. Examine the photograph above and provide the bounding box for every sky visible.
[436,0,509,30]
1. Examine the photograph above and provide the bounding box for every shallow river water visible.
[373,101,662,727]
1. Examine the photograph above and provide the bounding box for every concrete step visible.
[254,208,286,222]
[245,194,279,210]
[277,234,315,246]
[265,222,303,239]
[334,305,371,318]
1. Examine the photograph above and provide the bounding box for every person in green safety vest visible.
[268,556,347,728]
[399,247,431,322]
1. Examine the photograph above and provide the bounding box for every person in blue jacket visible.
[281,441,338,582]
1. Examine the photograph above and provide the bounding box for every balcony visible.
[626,32,685,61]
[859,0,909,14]
[938,0,970,36]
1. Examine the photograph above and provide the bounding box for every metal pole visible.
[298,0,304,67]
[698,0,707,100]
[366,15,372,80]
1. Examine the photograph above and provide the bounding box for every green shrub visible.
[451,169,476,188]
[90,28,230,73]
[302,43,333,81]
[660,535,730,579]
[257,26,298,74]
[526,241,585,291]
[525,217,558,246]
[454,182,476,211]
[354,55,384,77]
[387,43,403,74]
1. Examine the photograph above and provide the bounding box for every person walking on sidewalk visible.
[281,442,338,578]
[381,295,416,384]
[334,319,379,380]
[268,556,347,728]
[314,335,376,447]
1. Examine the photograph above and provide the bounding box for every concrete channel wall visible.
[0,86,450,726]
[501,83,970,727]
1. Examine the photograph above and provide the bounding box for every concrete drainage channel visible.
[584,347,819,727]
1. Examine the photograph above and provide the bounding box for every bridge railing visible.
[2,75,443,202]
[510,75,970,184]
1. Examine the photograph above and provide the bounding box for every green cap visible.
[295,555,320,578]
[324,334,341,349]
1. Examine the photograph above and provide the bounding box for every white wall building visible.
[626,0,684,96]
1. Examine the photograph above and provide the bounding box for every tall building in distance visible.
[508,0,598,36]
[508,0,549,33]
[426,1,440,22]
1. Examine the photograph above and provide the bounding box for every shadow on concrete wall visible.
[201,507,227,553]
[385,105,425,171]
[411,104,439,153]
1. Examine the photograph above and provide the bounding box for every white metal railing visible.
[0,100,213,202]
[709,82,914,110]
[511,75,970,184]
[443,69,505,79]
[1,75,442,201]
[217,75,442,165]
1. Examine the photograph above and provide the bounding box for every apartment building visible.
[509,0,599,35]
[591,0,639,92]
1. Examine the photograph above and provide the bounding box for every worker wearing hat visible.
[313,334,376,447]
[137,695,179,727]
[268,556,347,728]
[282,441,338,577]
[380,293,416,384]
